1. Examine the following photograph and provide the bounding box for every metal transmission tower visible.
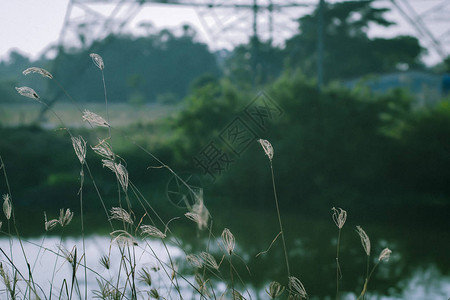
[192,0,314,49]
[389,0,450,62]
[57,0,314,52]
[58,0,147,50]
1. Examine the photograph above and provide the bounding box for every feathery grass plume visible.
[221,228,235,255]
[89,53,104,70]
[186,254,203,269]
[22,67,53,79]
[109,207,133,224]
[257,139,274,161]
[92,138,115,160]
[15,86,40,100]
[186,188,209,230]
[139,267,152,287]
[332,207,347,300]
[331,207,347,229]
[356,226,371,256]
[357,247,393,300]
[44,212,59,231]
[82,110,110,127]
[378,248,392,262]
[102,160,129,192]
[99,255,110,270]
[140,224,166,239]
[71,136,87,164]
[110,230,137,246]
[2,194,12,220]
[200,252,220,270]
[59,208,74,227]
[266,281,285,299]
[185,212,204,227]
[288,276,308,299]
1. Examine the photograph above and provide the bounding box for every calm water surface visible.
[0,235,448,299]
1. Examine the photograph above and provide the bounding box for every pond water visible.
[0,235,448,299]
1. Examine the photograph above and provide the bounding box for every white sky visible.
[0,0,448,65]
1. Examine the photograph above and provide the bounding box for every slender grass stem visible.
[336,228,342,300]
[270,160,291,278]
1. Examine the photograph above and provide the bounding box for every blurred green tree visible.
[47,26,221,104]
[224,37,285,88]
[284,0,424,82]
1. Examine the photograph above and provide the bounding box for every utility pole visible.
[317,0,325,91]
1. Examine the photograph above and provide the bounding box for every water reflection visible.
[0,236,189,299]
[0,229,448,299]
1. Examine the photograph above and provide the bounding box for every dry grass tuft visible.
[82,110,110,127]
[89,53,105,70]
[109,207,133,225]
[221,228,235,255]
[71,136,87,165]
[2,194,11,220]
[257,139,274,161]
[22,67,53,79]
[15,86,40,100]
[331,207,347,229]
[356,226,371,256]
[289,276,308,299]
[140,224,166,239]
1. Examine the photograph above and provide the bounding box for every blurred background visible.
[0,0,449,299]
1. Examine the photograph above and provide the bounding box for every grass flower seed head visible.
[110,230,137,246]
[44,212,59,231]
[139,267,152,287]
[71,136,86,164]
[140,224,166,239]
[99,255,110,270]
[102,160,129,192]
[186,254,203,269]
[288,276,308,299]
[2,194,12,220]
[185,212,201,223]
[90,53,104,70]
[109,207,133,224]
[356,226,371,256]
[92,139,115,160]
[257,139,274,160]
[266,281,285,299]
[184,211,208,230]
[186,188,209,230]
[15,86,40,100]
[378,247,392,262]
[23,67,53,79]
[331,207,347,229]
[82,110,110,127]
[221,228,235,255]
[149,288,160,299]
[200,252,219,270]
[59,208,74,227]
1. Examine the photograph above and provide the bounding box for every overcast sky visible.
[0,0,447,65]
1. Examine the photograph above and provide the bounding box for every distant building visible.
[346,71,449,107]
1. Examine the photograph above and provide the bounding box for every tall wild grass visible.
[0,55,392,299]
